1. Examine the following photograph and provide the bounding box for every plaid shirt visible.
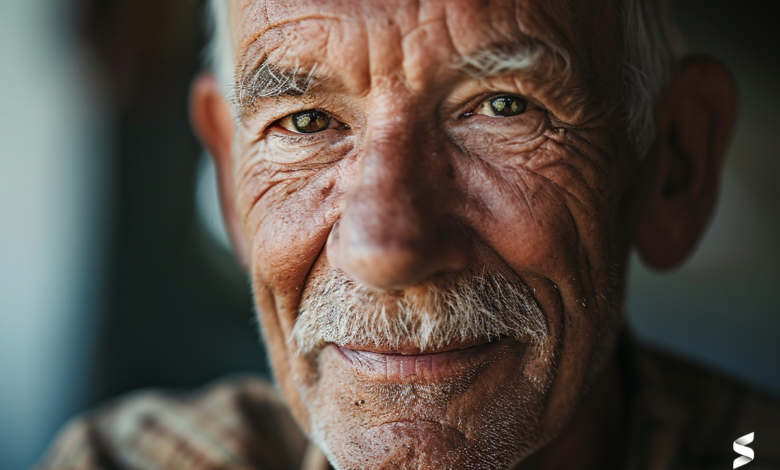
[36,338,780,470]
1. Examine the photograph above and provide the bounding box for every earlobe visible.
[190,72,250,269]
[635,55,737,270]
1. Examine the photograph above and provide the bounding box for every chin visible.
[315,421,536,470]
[296,338,558,470]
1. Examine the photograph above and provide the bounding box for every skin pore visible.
[190,0,737,468]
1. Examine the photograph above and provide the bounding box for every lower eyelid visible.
[268,128,351,146]
[461,111,535,123]
[268,131,324,144]
[448,109,547,140]
[262,137,356,165]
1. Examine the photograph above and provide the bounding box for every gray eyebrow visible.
[235,60,319,109]
[233,40,569,111]
[452,40,571,80]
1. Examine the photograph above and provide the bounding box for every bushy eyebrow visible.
[234,60,320,110]
[233,39,571,113]
[452,39,571,81]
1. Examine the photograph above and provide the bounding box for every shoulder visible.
[627,339,780,469]
[35,375,307,470]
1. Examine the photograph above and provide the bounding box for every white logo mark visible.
[733,432,754,469]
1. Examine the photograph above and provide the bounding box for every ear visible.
[635,55,737,270]
[190,72,250,269]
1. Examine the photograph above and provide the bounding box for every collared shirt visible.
[36,339,780,470]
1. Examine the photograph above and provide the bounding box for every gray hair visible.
[205,0,682,158]
[291,270,548,357]
[622,0,683,157]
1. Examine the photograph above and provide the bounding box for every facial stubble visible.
[289,271,559,470]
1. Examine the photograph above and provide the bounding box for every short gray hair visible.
[622,0,683,157]
[205,0,682,158]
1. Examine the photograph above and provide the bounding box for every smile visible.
[333,339,511,382]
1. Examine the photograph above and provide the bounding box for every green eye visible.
[287,110,332,133]
[476,95,528,117]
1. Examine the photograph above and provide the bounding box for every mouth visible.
[333,339,511,382]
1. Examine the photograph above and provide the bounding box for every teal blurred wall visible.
[0,0,111,468]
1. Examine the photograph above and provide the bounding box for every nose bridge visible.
[327,101,470,290]
[354,112,433,240]
[345,108,439,261]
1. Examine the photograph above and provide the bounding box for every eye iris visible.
[292,111,330,133]
[489,96,526,117]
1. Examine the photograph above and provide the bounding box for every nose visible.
[327,120,472,290]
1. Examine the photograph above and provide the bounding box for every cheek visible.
[450,145,626,435]
[235,154,351,330]
[449,122,613,285]
[449,110,548,161]
[453,139,621,320]
[235,154,354,432]
[457,150,582,277]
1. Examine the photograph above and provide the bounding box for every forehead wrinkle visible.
[433,1,573,86]
[234,0,355,79]
[235,17,361,107]
[236,2,374,96]
[395,1,541,93]
[233,0,598,120]
[234,0,351,51]
[395,17,456,92]
[240,13,346,52]
[236,13,345,70]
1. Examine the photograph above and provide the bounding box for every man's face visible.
[228,0,635,468]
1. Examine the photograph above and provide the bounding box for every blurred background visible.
[0,0,778,468]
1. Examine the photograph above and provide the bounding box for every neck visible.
[515,354,628,470]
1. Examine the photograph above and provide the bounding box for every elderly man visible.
[39,0,780,469]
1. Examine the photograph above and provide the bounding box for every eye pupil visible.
[292,110,330,133]
[489,96,526,117]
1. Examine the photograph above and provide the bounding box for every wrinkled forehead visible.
[229,0,623,89]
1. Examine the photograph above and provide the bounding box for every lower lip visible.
[334,341,508,382]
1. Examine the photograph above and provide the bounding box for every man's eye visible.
[279,110,333,133]
[474,95,528,117]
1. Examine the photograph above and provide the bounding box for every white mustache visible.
[292,270,548,356]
